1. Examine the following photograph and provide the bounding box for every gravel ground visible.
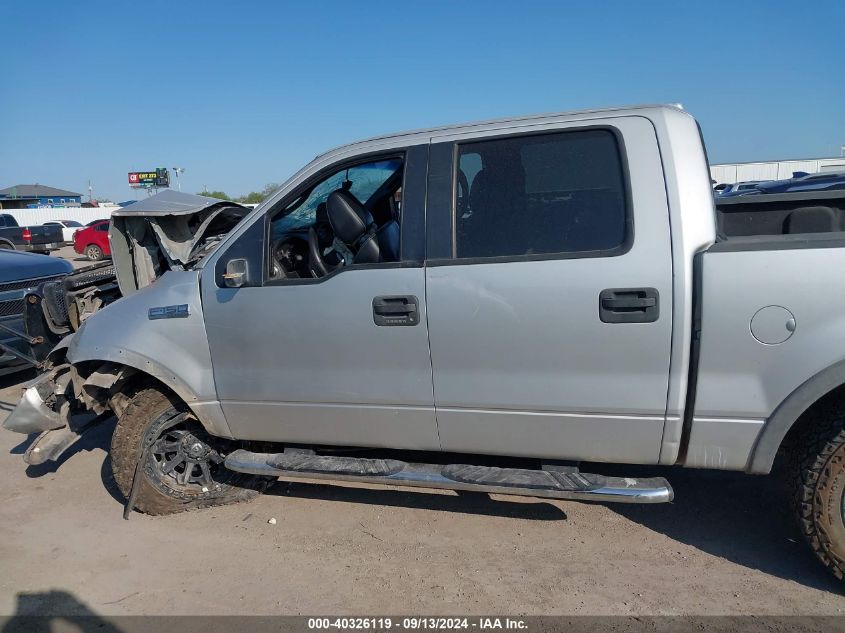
[1,248,843,616]
[52,244,99,270]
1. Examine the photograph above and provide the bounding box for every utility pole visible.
[172,167,185,191]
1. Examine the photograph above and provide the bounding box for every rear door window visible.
[454,129,628,259]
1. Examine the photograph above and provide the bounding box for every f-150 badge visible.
[148,304,190,320]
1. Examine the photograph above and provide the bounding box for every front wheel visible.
[111,387,270,515]
[85,244,104,261]
[792,416,845,579]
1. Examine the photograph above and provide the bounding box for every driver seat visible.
[326,190,399,263]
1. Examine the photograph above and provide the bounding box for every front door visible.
[424,117,673,464]
[201,146,440,451]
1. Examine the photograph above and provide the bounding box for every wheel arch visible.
[63,348,233,440]
[747,358,845,474]
[55,269,225,435]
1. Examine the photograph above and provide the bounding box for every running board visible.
[224,450,673,504]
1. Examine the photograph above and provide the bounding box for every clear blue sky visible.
[3,0,843,202]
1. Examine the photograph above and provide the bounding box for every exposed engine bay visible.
[24,191,250,359]
[110,190,250,295]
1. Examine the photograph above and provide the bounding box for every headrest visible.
[326,190,373,244]
[785,206,838,234]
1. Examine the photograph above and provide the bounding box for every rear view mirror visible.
[223,258,248,288]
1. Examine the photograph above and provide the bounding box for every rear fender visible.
[747,359,845,474]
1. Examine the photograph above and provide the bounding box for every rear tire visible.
[0,242,13,250]
[791,415,845,579]
[85,244,103,261]
[111,387,270,515]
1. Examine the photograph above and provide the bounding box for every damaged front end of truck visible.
[2,190,250,464]
[4,348,141,464]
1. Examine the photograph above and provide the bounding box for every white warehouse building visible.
[710,156,845,185]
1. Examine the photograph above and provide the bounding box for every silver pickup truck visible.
[6,104,845,579]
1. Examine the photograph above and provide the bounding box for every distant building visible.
[0,184,83,209]
[710,156,845,185]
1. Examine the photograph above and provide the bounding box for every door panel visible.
[425,116,673,463]
[201,145,439,450]
[202,267,439,449]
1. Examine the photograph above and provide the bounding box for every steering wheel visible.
[308,227,330,278]
[271,238,310,278]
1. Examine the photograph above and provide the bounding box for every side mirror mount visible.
[223,258,248,288]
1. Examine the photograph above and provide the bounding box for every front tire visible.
[792,416,845,579]
[85,244,103,261]
[111,387,269,515]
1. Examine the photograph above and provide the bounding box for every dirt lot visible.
[1,365,844,617]
[53,244,96,270]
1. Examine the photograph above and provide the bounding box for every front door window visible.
[267,158,403,280]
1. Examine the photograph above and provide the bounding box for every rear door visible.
[424,116,673,464]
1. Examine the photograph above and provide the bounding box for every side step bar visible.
[224,450,673,504]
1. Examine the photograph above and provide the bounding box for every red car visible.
[73,220,111,261]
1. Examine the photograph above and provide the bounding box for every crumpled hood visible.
[109,190,249,295]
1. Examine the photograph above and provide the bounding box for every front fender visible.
[64,270,231,438]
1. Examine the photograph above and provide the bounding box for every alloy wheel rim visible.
[145,412,230,493]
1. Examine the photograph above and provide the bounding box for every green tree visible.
[197,190,231,200]
[195,183,280,204]
[235,183,279,204]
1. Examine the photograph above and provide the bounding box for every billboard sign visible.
[128,168,170,188]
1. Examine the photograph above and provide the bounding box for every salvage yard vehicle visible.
[0,214,64,254]
[0,250,71,375]
[8,104,845,579]
[43,220,84,244]
[73,219,112,261]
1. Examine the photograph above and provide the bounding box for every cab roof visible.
[315,103,688,160]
